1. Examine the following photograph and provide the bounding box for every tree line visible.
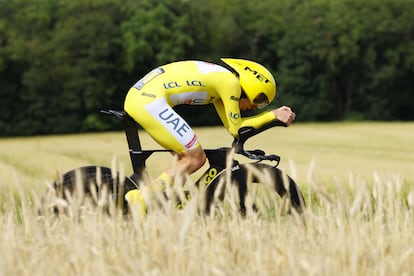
[1,0,413,136]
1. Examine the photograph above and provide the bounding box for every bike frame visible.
[52,110,302,216]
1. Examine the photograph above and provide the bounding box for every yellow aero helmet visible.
[221,58,276,109]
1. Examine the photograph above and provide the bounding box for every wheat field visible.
[0,122,413,275]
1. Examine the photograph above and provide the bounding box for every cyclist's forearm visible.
[239,111,276,129]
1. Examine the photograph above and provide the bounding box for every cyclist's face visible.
[239,98,256,111]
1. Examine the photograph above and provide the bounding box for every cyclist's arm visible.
[212,75,243,137]
[213,99,229,130]
[239,111,276,129]
[213,98,240,137]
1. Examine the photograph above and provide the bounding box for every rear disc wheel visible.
[48,166,136,214]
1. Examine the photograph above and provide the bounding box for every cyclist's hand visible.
[272,106,296,126]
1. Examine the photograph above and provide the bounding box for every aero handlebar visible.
[232,120,287,163]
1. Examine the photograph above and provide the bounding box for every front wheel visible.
[204,163,305,215]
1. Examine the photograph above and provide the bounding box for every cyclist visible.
[123,58,295,207]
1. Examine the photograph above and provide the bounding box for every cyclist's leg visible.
[124,89,206,185]
[124,91,206,209]
[165,146,206,176]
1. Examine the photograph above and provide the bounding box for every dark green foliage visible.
[0,0,413,136]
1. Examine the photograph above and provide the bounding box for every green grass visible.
[0,122,413,275]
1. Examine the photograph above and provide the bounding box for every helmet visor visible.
[253,93,270,109]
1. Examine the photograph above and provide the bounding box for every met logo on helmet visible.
[244,67,271,83]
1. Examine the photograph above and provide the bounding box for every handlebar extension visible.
[236,119,287,144]
[232,119,286,152]
[232,119,286,164]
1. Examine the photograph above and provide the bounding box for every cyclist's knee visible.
[193,148,207,170]
[181,147,206,173]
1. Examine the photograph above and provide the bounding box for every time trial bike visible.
[50,110,305,216]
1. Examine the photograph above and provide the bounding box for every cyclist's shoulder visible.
[161,60,231,74]
[159,60,238,92]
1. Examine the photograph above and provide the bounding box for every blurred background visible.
[1,0,413,136]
